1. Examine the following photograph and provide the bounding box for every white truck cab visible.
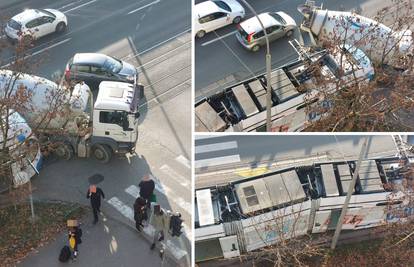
[91,81,140,159]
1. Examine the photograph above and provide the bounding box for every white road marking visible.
[201,30,237,46]
[59,0,81,10]
[63,0,98,13]
[108,196,188,260]
[1,38,72,68]
[127,0,160,15]
[165,239,187,259]
[160,164,189,186]
[123,29,190,60]
[195,141,238,154]
[175,155,191,169]
[195,155,241,169]
[124,184,191,213]
[107,197,134,221]
[195,135,224,140]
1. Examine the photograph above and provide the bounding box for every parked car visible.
[65,53,138,89]
[4,9,67,42]
[194,0,245,38]
[236,11,297,52]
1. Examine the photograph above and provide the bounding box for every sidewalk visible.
[18,212,169,267]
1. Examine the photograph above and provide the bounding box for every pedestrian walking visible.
[150,204,167,252]
[138,174,155,204]
[86,184,105,224]
[67,220,82,260]
[133,196,148,231]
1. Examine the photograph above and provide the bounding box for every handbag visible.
[150,193,157,203]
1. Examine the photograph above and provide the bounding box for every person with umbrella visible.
[86,184,105,224]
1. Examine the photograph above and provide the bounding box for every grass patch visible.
[0,201,87,267]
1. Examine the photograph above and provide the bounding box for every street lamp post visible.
[238,0,272,131]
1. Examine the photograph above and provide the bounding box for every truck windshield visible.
[8,19,21,31]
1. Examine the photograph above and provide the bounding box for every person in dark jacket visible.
[86,184,105,224]
[138,174,155,203]
[133,196,148,231]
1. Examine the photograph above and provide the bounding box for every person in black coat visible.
[133,196,148,231]
[86,185,105,224]
[138,174,155,203]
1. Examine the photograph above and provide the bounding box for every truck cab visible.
[90,81,140,161]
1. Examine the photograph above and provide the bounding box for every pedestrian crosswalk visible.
[195,136,241,169]
[105,154,191,262]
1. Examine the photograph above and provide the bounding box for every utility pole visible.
[27,158,39,223]
[238,0,272,132]
[330,136,369,249]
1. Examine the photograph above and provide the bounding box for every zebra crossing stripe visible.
[125,184,192,214]
[107,197,134,221]
[160,164,189,187]
[195,154,241,168]
[195,141,238,154]
[175,155,191,169]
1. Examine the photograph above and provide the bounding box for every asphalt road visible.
[1,0,190,103]
[195,135,401,172]
[194,0,395,99]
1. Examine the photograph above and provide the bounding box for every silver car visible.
[236,12,297,52]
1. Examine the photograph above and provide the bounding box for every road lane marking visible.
[175,155,191,169]
[195,135,224,140]
[63,0,98,13]
[123,28,190,60]
[107,197,134,221]
[201,30,237,46]
[127,0,160,15]
[59,0,82,10]
[1,38,72,68]
[160,164,189,186]
[195,141,238,154]
[195,155,241,169]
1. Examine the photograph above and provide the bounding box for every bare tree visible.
[302,0,414,131]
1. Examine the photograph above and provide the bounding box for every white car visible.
[4,9,67,42]
[194,0,245,38]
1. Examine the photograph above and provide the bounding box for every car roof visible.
[194,1,221,18]
[72,53,109,65]
[12,9,48,24]
[240,13,281,34]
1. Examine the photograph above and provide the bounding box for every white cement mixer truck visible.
[0,110,42,189]
[0,70,141,164]
[298,1,413,68]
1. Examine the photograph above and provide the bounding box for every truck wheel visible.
[55,143,74,161]
[93,144,112,164]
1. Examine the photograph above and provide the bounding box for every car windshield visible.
[238,26,249,41]
[269,13,286,25]
[213,1,231,12]
[103,57,123,73]
[39,9,56,18]
[7,19,21,30]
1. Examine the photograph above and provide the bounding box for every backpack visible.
[169,213,183,237]
[59,245,71,262]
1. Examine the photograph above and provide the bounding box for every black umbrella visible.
[88,174,104,185]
